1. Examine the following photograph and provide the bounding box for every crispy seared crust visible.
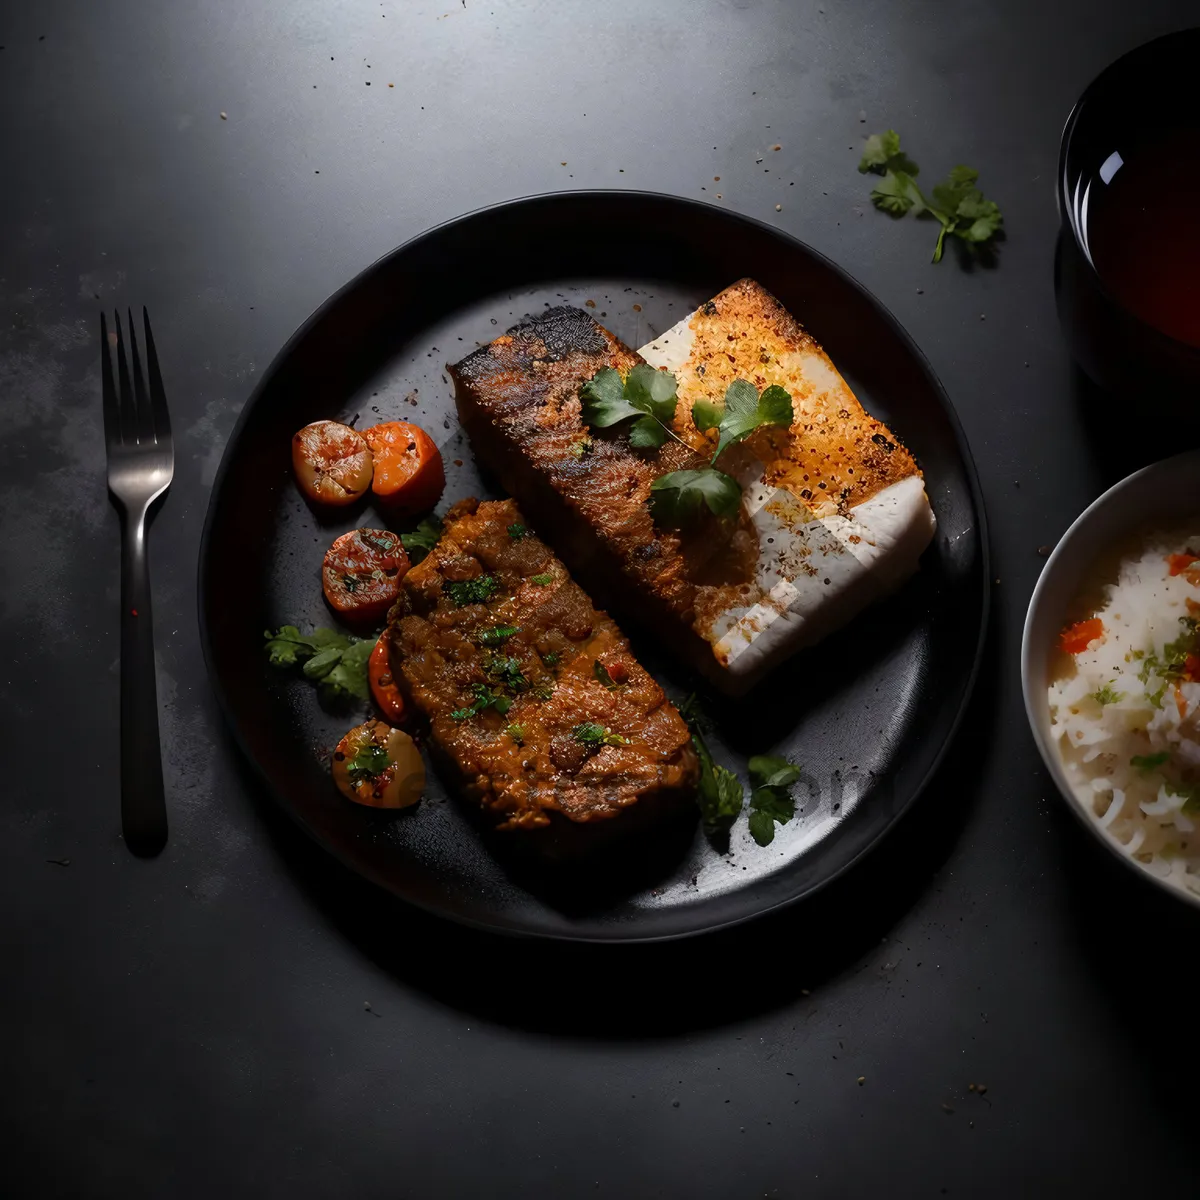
[385,497,698,853]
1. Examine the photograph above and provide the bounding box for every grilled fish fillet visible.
[637,278,936,686]
[386,497,698,854]
[449,283,934,693]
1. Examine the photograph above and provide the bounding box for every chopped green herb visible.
[569,437,593,459]
[531,680,555,701]
[341,573,361,593]
[529,573,554,586]
[1146,683,1168,709]
[479,624,522,646]
[358,530,398,555]
[347,742,390,780]
[507,523,529,540]
[859,130,1003,263]
[1138,618,1199,685]
[541,651,560,667]
[1131,752,1170,770]
[678,694,744,833]
[444,575,499,606]
[572,721,627,747]
[746,754,802,845]
[451,682,510,721]
[1091,685,1124,706]
[485,654,528,692]
[264,626,373,702]
[651,466,742,523]
[1166,782,1200,816]
[400,517,443,563]
[593,659,620,689]
[504,723,525,746]
[580,363,678,451]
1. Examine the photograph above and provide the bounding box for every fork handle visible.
[120,507,168,855]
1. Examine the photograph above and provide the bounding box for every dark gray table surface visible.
[5,2,1199,1196]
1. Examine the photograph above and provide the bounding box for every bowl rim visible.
[1021,447,1200,912]
[1056,28,1200,362]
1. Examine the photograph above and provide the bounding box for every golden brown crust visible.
[386,497,698,841]
[663,278,922,515]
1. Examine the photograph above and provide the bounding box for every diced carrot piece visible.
[1185,655,1200,683]
[1167,552,1200,576]
[1176,686,1189,719]
[1060,618,1104,654]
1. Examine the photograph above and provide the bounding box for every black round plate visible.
[199,191,989,942]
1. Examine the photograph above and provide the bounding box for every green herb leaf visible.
[623,363,679,424]
[1091,685,1124,706]
[321,637,373,701]
[651,467,742,523]
[580,364,678,441]
[529,573,554,586]
[572,721,627,747]
[400,517,443,563]
[569,437,593,459]
[593,659,620,689]
[265,625,371,702]
[451,682,509,721]
[347,742,390,780]
[579,367,635,426]
[479,625,522,647]
[692,399,723,432]
[302,646,344,680]
[870,170,924,217]
[263,625,351,667]
[485,654,528,692]
[712,378,793,459]
[507,523,529,540]
[504,723,525,745]
[541,651,560,667]
[628,415,667,449]
[444,575,499,606]
[341,573,361,593]
[749,754,803,790]
[1131,752,1170,770]
[531,680,555,700]
[679,696,745,833]
[1166,781,1200,816]
[858,130,919,177]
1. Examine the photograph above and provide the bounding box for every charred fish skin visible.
[386,497,698,858]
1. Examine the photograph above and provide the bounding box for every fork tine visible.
[114,310,137,445]
[101,312,121,448]
[142,308,171,443]
[126,307,154,445]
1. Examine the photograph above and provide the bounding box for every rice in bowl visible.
[1048,527,1200,898]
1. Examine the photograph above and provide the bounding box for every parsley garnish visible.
[529,573,554,586]
[747,754,802,846]
[1138,618,1199,685]
[485,654,528,692]
[572,722,627,747]
[1091,685,1124,706]
[451,682,512,720]
[859,131,1003,263]
[1131,752,1170,770]
[678,694,745,834]
[542,651,560,667]
[400,517,443,563]
[347,742,390,780]
[341,573,360,593]
[504,723,525,745]
[1166,782,1200,816]
[593,660,620,689]
[444,575,499,606]
[263,626,373,702]
[531,680,555,700]
[479,625,521,646]
[507,523,528,540]
[581,368,792,525]
[569,437,593,459]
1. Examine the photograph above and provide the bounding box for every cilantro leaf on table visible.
[858,131,1003,262]
[400,517,443,563]
[263,625,372,703]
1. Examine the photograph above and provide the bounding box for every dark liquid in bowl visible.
[1089,136,1200,349]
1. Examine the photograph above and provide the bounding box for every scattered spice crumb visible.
[219,111,227,120]
[585,299,596,308]
[775,204,782,211]
[916,288,924,295]
[968,1083,976,1092]
[714,176,720,181]
[980,313,986,320]
[942,1104,954,1114]
[772,144,781,151]
[1037,545,1051,557]
[363,1001,382,1018]
[976,1084,987,1095]
[46,858,71,867]
[857,1076,865,1086]
[671,1099,680,1108]
[453,459,463,467]
[632,303,642,312]
[389,83,394,87]
[716,193,722,199]
[801,988,811,996]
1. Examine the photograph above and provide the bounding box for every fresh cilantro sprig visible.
[678,694,744,834]
[572,722,627,747]
[858,131,1003,263]
[264,625,373,702]
[1091,685,1124,706]
[451,682,512,721]
[580,367,792,523]
[347,742,390,780]
[400,517,443,563]
[747,754,802,846]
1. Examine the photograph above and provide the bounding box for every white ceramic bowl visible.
[1021,448,1200,910]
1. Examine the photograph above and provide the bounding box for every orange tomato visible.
[292,420,373,506]
[369,637,406,722]
[363,422,445,516]
[322,528,409,624]
[1167,552,1200,576]
[1060,618,1104,655]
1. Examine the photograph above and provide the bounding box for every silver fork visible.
[102,309,174,856]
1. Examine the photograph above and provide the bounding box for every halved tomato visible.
[363,421,445,516]
[322,528,409,623]
[292,420,373,507]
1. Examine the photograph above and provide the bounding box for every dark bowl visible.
[1055,29,1200,400]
